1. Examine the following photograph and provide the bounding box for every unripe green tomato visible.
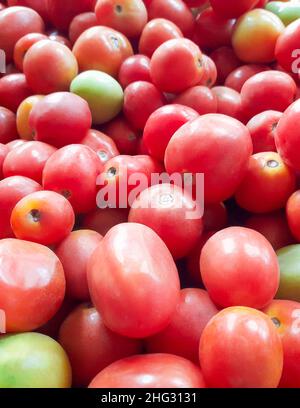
[266,1,300,26]
[276,245,300,302]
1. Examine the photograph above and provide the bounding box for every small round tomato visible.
[23,40,78,94]
[198,54,217,87]
[146,288,218,363]
[235,152,296,213]
[0,107,18,144]
[82,207,129,236]
[29,92,92,148]
[0,238,66,332]
[88,223,180,338]
[81,129,119,166]
[232,9,285,63]
[89,354,206,388]
[69,12,98,44]
[13,33,47,71]
[199,307,283,388]
[225,64,269,92]
[143,104,198,162]
[138,18,183,58]
[246,110,282,153]
[118,55,151,89]
[150,39,203,94]
[210,0,259,18]
[16,95,44,140]
[209,46,241,85]
[59,304,143,387]
[0,73,32,112]
[103,116,140,155]
[275,19,300,73]
[173,86,217,116]
[211,86,243,121]
[47,0,96,31]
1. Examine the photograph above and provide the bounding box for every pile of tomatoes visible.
[2,0,300,389]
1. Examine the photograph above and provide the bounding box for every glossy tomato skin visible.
[102,116,140,155]
[211,86,244,121]
[89,354,206,388]
[275,19,300,73]
[0,107,18,144]
[198,55,217,87]
[55,230,102,301]
[165,114,253,204]
[16,95,44,140]
[200,227,280,309]
[0,175,42,239]
[47,0,96,31]
[69,12,98,44]
[29,92,92,148]
[0,238,66,332]
[143,104,198,162]
[0,74,32,112]
[173,86,217,116]
[88,223,180,338]
[225,64,269,92]
[209,47,241,85]
[146,288,218,363]
[286,191,300,241]
[210,0,259,18]
[59,304,143,387]
[118,55,151,89]
[6,139,27,151]
[81,129,119,167]
[3,141,56,184]
[150,39,203,94]
[13,33,47,72]
[199,307,283,388]
[43,144,101,214]
[138,18,183,58]
[0,143,8,180]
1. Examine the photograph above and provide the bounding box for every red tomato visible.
[165,114,253,204]
[13,33,47,72]
[0,143,8,180]
[210,0,259,18]
[56,230,102,301]
[7,1,49,23]
[43,144,101,214]
[69,12,98,44]
[143,104,198,162]
[29,92,92,148]
[0,238,65,332]
[210,47,241,85]
[0,107,18,144]
[286,190,300,241]
[211,86,243,121]
[102,116,140,155]
[47,0,96,31]
[82,207,129,236]
[6,139,27,151]
[200,227,280,309]
[81,129,119,166]
[146,288,218,363]
[118,55,151,89]
[0,74,32,112]
[123,81,165,130]
[89,354,206,388]
[173,86,217,116]
[198,54,217,87]
[203,202,227,231]
[138,18,183,58]
[225,64,269,92]
[11,190,75,246]
[275,19,300,74]
[59,304,143,387]
[246,110,282,153]
[87,223,180,338]
[199,307,283,388]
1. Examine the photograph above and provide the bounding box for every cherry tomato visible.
[173,86,217,116]
[225,64,269,92]
[198,54,217,87]
[210,46,241,85]
[199,306,283,388]
[0,73,32,112]
[81,129,120,166]
[200,227,280,308]
[118,55,151,89]
[275,19,300,74]
[211,86,243,121]
[210,0,259,18]
[82,207,129,236]
[16,95,42,141]
[0,107,18,144]
[13,33,47,72]
[69,12,98,44]
[102,115,140,155]
[47,0,96,31]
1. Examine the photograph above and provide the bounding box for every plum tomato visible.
[150,39,204,94]
[0,107,18,144]
[211,86,244,121]
[198,54,217,87]
[210,0,259,19]
[29,92,92,148]
[0,143,8,180]
[275,19,300,73]
[0,73,32,112]
[173,86,217,116]
[82,207,129,236]
[209,46,241,85]
[89,354,206,388]
[102,116,140,155]
[16,95,44,140]
[13,33,47,72]
[225,64,269,92]
[0,238,66,332]
[87,223,180,338]
[199,307,283,388]
[69,12,98,44]
[47,0,96,31]
[118,55,151,89]
[200,227,280,309]
[58,304,143,387]
[81,129,119,166]
[143,104,198,162]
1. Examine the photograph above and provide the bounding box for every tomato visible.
[2,141,56,184]
[0,238,65,332]
[211,86,243,121]
[146,288,218,363]
[13,33,47,72]
[203,202,227,231]
[138,18,183,58]
[69,12,98,44]
[241,71,297,118]
[165,114,253,204]
[276,244,300,302]
[264,300,300,388]
[198,54,217,87]
[245,211,295,250]
[0,73,32,112]
[59,304,143,387]
[82,208,129,236]
[29,92,92,148]
[148,0,194,37]
[246,110,282,154]
[81,129,119,166]
[89,354,206,388]
[225,64,269,92]
[286,190,300,242]
[103,116,140,155]
[173,86,217,116]
[16,95,44,140]
[232,9,285,64]
[95,0,148,38]
[72,26,133,78]
[275,19,300,74]
[199,307,283,388]
[210,0,259,18]
[47,31,72,49]
[6,139,27,151]
[0,107,18,144]
[118,55,151,89]
[0,143,8,180]
[123,81,165,130]
[88,223,180,338]
[43,144,101,214]
[143,104,198,162]
[47,0,96,31]
[210,47,241,85]
[7,1,49,22]
[0,6,45,63]
[0,333,71,388]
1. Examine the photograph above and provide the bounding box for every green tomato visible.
[276,245,300,301]
[70,70,123,125]
[266,1,300,26]
[0,332,72,388]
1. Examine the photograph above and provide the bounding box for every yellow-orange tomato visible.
[232,9,285,63]
[16,95,44,140]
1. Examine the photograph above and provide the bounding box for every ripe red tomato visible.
[103,116,140,155]
[29,92,92,148]
[88,223,180,338]
[69,12,98,44]
[89,354,206,388]
[173,86,217,116]
[81,129,120,166]
[286,190,300,241]
[0,238,65,332]
[0,107,18,144]
[275,19,300,73]
[198,54,217,87]
[199,307,283,388]
[47,0,96,31]
[6,140,27,151]
[118,55,151,88]
[0,74,32,112]
[210,0,259,18]
[210,46,241,85]
[225,64,269,92]
[211,86,244,121]
[150,39,203,94]
[200,227,280,309]
[59,304,143,387]
[82,207,129,236]
[13,33,47,72]
[11,190,75,246]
